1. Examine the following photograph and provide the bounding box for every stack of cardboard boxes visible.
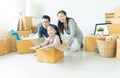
[8,16,35,54]
[84,6,120,59]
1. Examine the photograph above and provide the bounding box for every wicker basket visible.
[96,39,116,57]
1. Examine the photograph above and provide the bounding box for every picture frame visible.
[94,23,112,35]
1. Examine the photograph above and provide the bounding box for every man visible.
[38,15,57,38]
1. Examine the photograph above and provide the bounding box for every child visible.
[31,25,62,50]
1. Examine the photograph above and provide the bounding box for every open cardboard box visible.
[16,37,45,54]
[0,39,11,55]
[36,43,69,63]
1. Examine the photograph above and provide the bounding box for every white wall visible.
[35,0,120,36]
[0,0,17,38]
[0,0,120,37]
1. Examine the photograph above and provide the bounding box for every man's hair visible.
[42,15,50,22]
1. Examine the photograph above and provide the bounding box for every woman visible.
[57,10,83,52]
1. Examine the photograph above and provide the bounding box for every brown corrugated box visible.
[16,38,45,54]
[22,16,32,31]
[36,43,69,63]
[31,26,38,34]
[84,35,106,52]
[84,35,97,52]
[110,18,120,24]
[0,39,11,55]
[8,30,32,52]
[114,6,120,18]
[17,30,32,37]
[116,39,120,59]
[107,24,120,34]
[8,33,17,52]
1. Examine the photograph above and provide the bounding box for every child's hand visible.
[30,45,41,49]
[39,46,48,50]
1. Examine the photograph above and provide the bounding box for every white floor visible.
[0,50,120,78]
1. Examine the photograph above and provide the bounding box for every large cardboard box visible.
[16,38,45,54]
[8,30,32,52]
[84,35,105,52]
[0,39,11,55]
[22,16,32,31]
[116,39,120,59]
[110,18,120,24]
[36,43,69,63]
[107,24,120,34]
[114,6,120,18]
[17,30,32,37]
[8,33,17,52]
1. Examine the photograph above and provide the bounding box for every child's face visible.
[47,26,56,37]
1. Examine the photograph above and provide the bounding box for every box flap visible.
[54,43,70,51]
[29,37,45,45]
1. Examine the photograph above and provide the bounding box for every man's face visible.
[42,18,50,28]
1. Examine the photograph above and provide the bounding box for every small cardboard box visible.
[105,13,114,18]
[84,35,97,52]
[114,6,120,17]
[107,24,120,34]
[0,39,11,55]
[22,16,32,31]
[31,26,38,34]
[36,43,69,63]
[16,38,45,54]
[116,39,120,59]
[84,35,105,52]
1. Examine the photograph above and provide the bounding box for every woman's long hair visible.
[49,25,62,44]
[57,10,71,34]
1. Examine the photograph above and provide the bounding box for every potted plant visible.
[96,27,104,36]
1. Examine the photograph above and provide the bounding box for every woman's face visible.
[47,26,56,37]
[42,18,50,28]
[58,13,67,23]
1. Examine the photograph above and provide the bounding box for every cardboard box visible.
[116,39,120,59]
[16,38,45,54]
[105,13,114,18]
[8,33,17,52]
[114,6,120,17]
[110,18,120,24]
[84,35,97,52]
[22,16,32,31]
[17,30,32,37]
[107,24,120,34]
[84,35,106,52]
[0,39,11,55]
[8,30,32,52]
[36,48,63,63]
[36,43,69,63]
[31,26,38,34]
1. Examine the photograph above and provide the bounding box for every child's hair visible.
[49,25,62,44]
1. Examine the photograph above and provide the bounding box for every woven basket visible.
[96,39,116,57]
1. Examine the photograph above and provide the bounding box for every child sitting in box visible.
[31,25,62,50]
